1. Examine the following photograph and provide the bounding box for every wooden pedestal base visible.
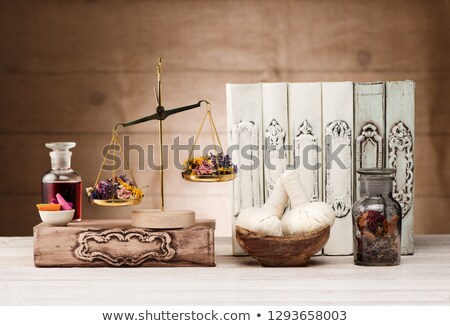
[33,219,215,267]
[131,209,195,229]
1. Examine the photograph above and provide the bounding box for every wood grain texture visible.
[0,0,448,73]
[1,235,450,305]
[33,219,215,267]
[0,0,449,236]
[1,71,448,134]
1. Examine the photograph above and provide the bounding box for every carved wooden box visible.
[33,219,215,267]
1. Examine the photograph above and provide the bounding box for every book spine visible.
[322,82,354,255]
[386,81,415,255]
[288,82,323,255]
[261,83,289,199]
[354,82,386,199]
[288,82,323,202]
[226,83,264,255]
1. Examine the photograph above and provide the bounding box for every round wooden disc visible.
[131,209,195,229]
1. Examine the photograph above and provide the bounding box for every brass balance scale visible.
[88,58,236,229]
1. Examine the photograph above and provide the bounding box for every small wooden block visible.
[33,219,215,267]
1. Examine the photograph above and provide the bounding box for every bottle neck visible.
[360,180,393,197]
[50,152,72,170]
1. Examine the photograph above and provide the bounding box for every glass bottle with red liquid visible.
[42,142,82,221]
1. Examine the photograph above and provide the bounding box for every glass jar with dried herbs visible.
[352,169,402,266]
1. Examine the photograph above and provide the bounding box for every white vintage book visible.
[386,81,415,255]
[288,82,323,256]
[262,83,289,199]
[354,82,386,199]
[226,83,264,255]
[322,82,354,255]
[288,82,323,202]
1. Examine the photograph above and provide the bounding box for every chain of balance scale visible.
[87,58,236,228]
[88,126,143,207]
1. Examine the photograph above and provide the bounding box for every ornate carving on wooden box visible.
[388,121,414,215]
[325,120,352,218]
[294,119,319,201]
[33,219,215,267]
[74,229,176,267]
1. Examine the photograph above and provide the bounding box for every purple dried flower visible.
[209,152,237,174]
[89,175,135,200]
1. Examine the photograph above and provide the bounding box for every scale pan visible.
[89,198,143,207]
[182,173,236,183]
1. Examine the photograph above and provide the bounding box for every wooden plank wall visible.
[0,0,449,236]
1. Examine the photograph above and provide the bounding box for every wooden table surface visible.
[1,235,449,306]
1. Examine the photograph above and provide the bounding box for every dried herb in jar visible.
[352,169,402,266]
[355,211,400,265]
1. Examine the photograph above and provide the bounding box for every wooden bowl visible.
[235,225,330,267]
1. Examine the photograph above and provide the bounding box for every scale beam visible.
[116,100,209,129]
